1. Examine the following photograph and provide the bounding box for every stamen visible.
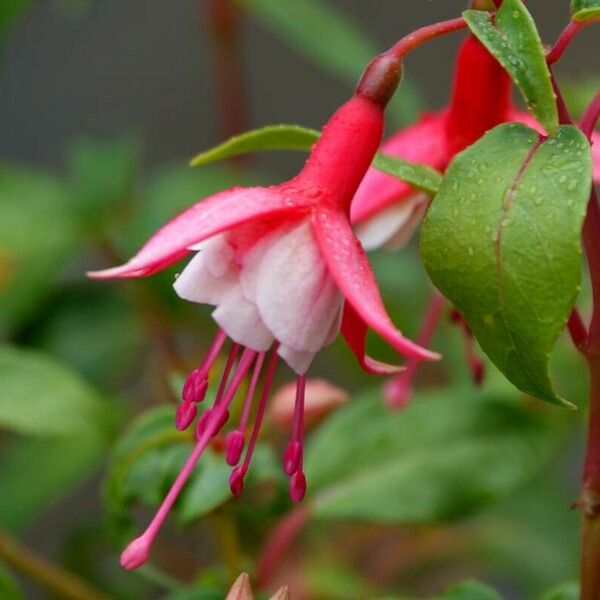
[175,401,198,431]
[177,330,227,430]
[120,348,257,570]
[214,343,241,405]
[229,348,279,496]
[283,375,306,476]
[290,470,307,503]
[225,352,266,466]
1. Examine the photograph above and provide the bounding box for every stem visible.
[551,72,600,600]
[581,88,600,140]
[546,21,585,65]
[569,309,588,353]
[356,17,467,107]
[0,529,110,600]
[256,505,311,589]
[386,18,468,61]
[205,0,247,140]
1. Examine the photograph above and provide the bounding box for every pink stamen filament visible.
[214,343,240,405]
[120,348,257,570]
[226,352,266,466]
[230,348,279,495]
[284,375,306,476]
[198,328,228,375]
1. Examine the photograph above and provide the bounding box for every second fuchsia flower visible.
[352,34,600,250]
[89,54,439,569]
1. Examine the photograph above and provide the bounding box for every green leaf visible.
[0,562,24,600]
[0,434,108,533]
[464,0,558,135]
[571,0,600,21]
[35,287,144,386]
[436,581,502,600]
[0,165,78,336]
[189,125,441,194]
[306,386,555,522]
[371,153,442,196]
[0,345,117,437]
[67,135,139,232]
[541,582,579,600]
[421,123,592,405]
[189,125,320,167]
[0,0,29,42]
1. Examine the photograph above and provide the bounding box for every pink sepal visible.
[312,209,440,363]
[88,186,308,279]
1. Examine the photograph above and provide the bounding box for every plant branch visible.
[550,71,600,600]
[205,0,247,140]
[581,88,600,140]
[0,529,110,600]
[546,20,586,65]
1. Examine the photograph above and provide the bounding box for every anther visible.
[175,401,198,431]
[225,430,245,466]
[290,470,307,503]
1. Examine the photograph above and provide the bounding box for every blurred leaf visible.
[464,0,558,134]
[234,0,422,125]
[0,165,78,336]
[541,582,579,600]
[35,287,143,386]
[0,345,116,437]
[0,434,108,533]
[571,0,600,21]
[189,124,440,193]
[67,135,139,233]
[0,562,24,600]
[435,580,501,599]
[163,587,223,600]
[562,75,600,119]
[422,124,592,405]
[306,386,556,522]
[0,0,29,42]
[235,0,376,85]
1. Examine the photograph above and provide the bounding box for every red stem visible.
[551,72,600,600]
[256,505,311,589]
[546,21,585,65]
[581,88,600,140]
[205,0,247,140]
[386,18,468,61]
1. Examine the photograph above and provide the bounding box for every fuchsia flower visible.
[89,67,439,569]
[352,34,600,250]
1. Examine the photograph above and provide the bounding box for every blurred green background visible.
[1,1,599,598]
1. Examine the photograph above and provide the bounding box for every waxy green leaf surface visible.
[421,123,592,405]
[464,0,558,135]
[190,124,442,195]
[571,0,600,21]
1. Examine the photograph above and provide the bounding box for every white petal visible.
[354,193,429,251]
[278,346,316,374]
[212,286,274,351]
[173,235,237,305]
[246,220,343,355]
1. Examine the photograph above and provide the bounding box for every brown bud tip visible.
[356,53,403,107]
[225,573,255,600]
